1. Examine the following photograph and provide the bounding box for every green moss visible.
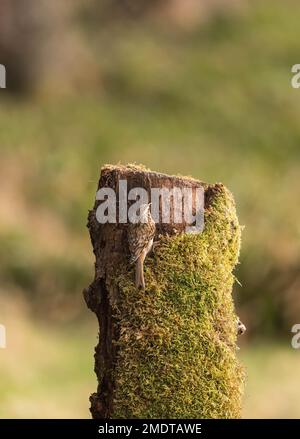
[111,184,244,418]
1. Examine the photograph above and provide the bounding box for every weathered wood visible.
[84,164,243,419]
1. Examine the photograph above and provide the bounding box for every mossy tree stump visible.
[84,164,244,419]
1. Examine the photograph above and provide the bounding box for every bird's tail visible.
[135,257,145,289]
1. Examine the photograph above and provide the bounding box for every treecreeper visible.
[128,203,156,289]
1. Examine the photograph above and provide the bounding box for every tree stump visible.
[84,164,245,419]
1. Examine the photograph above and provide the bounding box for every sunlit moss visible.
[110,183,245,418]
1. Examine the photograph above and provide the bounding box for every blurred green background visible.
[0,0,300,418]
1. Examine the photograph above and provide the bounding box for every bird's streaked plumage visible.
[128,203,155,289]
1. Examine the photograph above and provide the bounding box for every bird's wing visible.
[128,223,155,264]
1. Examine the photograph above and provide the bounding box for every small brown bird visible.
[237,317,246,336]
[128,203,156,289]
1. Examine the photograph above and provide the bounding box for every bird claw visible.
[152,241,160,252]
